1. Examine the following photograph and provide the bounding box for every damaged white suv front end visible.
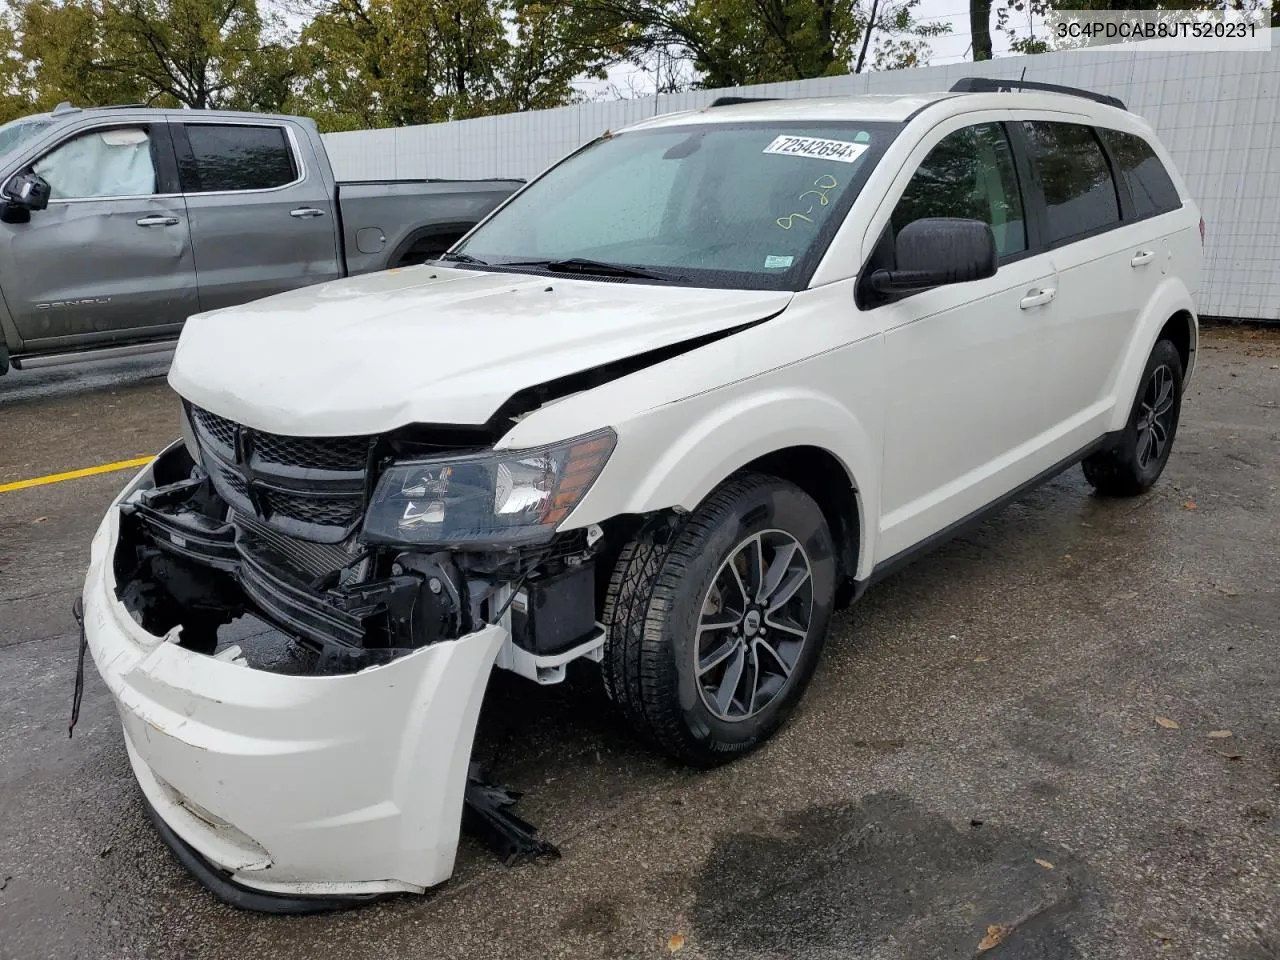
[85,260,798,907]
[85,454,509,905]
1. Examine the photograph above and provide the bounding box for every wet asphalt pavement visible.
[1,329,1278,960]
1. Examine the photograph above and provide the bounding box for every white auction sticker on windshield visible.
[763,135,868,163]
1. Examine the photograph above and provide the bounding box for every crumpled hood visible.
[169,266,792,436]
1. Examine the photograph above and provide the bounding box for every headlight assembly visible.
[362,429,616,547]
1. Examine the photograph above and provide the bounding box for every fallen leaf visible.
[979,924,1014,951]
[1206,730,1233,739]
[1155,716,1180,729]
[1183,500,1197,510]
[667,933,686,953]
[1034,858,1055,870]
[1151,929,1176,942]
[32,516,47,524]
[974,656,990,663]
[1214,751,1245,761]
[1062,553,1072,560]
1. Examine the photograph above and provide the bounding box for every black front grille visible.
[190,405,370,544]
[254,433,372,472]
[192,406,237,450]
[266,489,363,528]
[192,406,372,472]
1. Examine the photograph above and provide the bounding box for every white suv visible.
[82,79,1201,906]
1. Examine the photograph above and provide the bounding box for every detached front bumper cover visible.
[82,453,508,904]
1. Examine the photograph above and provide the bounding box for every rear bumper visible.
[84,455,504,897]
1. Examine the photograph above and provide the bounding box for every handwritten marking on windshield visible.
[777,175,839,230]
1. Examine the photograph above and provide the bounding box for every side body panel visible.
[850,108,1073,558]
[177,118,343,312]
[336,180,523,275]
[0,117,197,350]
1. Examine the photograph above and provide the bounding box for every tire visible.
[1082,338,1184,497]
[601,473,837,767]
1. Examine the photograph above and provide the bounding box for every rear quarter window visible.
[1101,129,1182,219]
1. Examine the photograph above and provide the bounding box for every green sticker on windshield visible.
[764,255,794,269]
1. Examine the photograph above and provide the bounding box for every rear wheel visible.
[601,474,836,766]
[1082,338,1184,496]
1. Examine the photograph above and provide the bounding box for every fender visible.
[561,386,882,581]
[1104,276,1198,433]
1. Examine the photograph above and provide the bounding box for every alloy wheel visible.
[695,530,814,723]
[1136,363,1176,470]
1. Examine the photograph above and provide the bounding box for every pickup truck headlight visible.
[362,429,616,547]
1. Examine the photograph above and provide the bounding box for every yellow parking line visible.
[0,456,154,494]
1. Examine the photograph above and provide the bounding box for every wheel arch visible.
[738,446,862,592]
[385,221,477,268]
[562,389,879,582]
[1106,278,1199,434]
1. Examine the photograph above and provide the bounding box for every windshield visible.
[455,120,899,290]
[0,117,53,165]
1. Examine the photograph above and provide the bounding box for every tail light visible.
[1199,217,1205,246]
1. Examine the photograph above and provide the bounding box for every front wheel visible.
[1083,338,1184,496]
[601,474,836,767]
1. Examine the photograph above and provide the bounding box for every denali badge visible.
[34,297,112,310]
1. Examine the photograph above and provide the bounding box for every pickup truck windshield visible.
[0,117,53,165]
[454,121,899,290]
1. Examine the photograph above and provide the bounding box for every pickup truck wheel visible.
[1083,338,1184,496]
[601,473,836,767]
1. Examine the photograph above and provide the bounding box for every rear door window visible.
[891,122,1026,258]
[1101,129,1182,219]
[179,124,298,193]
[1021,121,1120,244]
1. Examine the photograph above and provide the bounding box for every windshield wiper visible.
[495,257,685,282]
[438,251,490,266]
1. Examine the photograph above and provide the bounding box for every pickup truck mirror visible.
[868,217,996,298]
[0,172,51,224]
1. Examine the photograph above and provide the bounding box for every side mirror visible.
[0,173,51,224]
[868,217,996,298]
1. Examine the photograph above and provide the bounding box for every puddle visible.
[690,792,1089,958]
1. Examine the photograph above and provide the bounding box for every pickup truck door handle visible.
[136,216,180,227]
[1019,287,1056,310]
[1130,249,1156,267]
[290,207,327,219]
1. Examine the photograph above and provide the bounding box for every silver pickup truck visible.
[0,105,522,375]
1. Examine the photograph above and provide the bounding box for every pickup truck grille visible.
[190,405,373,544]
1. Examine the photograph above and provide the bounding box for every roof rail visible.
[707,96,779,108]
[99,103,151,110]
[949,77,1126,111]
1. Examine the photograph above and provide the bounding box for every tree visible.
[579,0,947,89]
[970,0,993,59]
[289,0,620,130]
[1,0,293,120]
